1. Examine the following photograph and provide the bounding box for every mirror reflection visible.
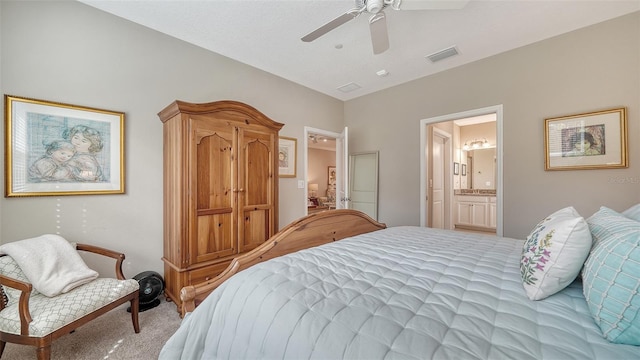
[466,148,496,190]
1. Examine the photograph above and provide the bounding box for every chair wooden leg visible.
[0,340,5,358]
[130,298,140,333]
[36,345,51,360]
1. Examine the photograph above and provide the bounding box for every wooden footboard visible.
[179,209,386,316]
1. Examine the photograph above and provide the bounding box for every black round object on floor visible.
[127,271,164,313]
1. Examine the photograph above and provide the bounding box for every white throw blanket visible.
[0,234,99,297]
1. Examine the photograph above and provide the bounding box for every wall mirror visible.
[466,148,496,190]
[349,151,379,220]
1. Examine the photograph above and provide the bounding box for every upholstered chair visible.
[0,243,140,360]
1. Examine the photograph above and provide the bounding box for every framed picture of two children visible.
[544,107,627,171]
[4,95,124,197]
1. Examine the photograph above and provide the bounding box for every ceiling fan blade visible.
[369,12,389,55]
[301,8,363,42]
[392,0,470,11]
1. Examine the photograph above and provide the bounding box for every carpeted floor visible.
[2,298,183,359]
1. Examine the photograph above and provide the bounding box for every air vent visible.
[337,82,362,93]
[426,46,459,63]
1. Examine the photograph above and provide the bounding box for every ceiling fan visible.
[301,0,469,55]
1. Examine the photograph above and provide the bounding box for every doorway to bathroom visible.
[419,105,503,236]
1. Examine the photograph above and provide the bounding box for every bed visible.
[160,209,640,359]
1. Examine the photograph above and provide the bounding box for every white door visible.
[430,132,446,228]
[349,152,378,220]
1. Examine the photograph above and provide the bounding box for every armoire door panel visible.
[196,133,234,210]
[196,213,235,262]
[238,129,273,205]
[243,139,271,205]
[241,209,269,252]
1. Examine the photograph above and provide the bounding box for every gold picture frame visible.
[5,95,125,197]
[278,136,297,177]
[544,107,627,171]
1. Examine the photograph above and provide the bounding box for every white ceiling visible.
[79,0,640,101]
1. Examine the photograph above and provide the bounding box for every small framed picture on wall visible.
[328,166,336,185]
[278,136,297,177]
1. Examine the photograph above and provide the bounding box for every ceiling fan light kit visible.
[366,0,385,14]
[301,0,470,55]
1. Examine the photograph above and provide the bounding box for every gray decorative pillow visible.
[622,203,640,222]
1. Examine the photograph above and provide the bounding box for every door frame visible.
[303,126,346,213]
[419,105,504,236]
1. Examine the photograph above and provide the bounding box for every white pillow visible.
[520,206,593,300]
[622,203,640,221]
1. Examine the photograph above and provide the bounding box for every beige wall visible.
[1,1,638,278]
[0,1,343,276]
[345,12,640,238]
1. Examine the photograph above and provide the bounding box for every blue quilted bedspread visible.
[160,226,640,359]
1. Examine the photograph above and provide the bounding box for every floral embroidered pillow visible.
[520,206,593,300]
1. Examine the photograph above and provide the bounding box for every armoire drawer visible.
[189,261,232,285]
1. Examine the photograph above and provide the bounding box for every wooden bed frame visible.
[179,209,386,316]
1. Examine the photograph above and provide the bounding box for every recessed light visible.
[376,69,389,77]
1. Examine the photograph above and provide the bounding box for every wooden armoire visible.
[158,100,283,311]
